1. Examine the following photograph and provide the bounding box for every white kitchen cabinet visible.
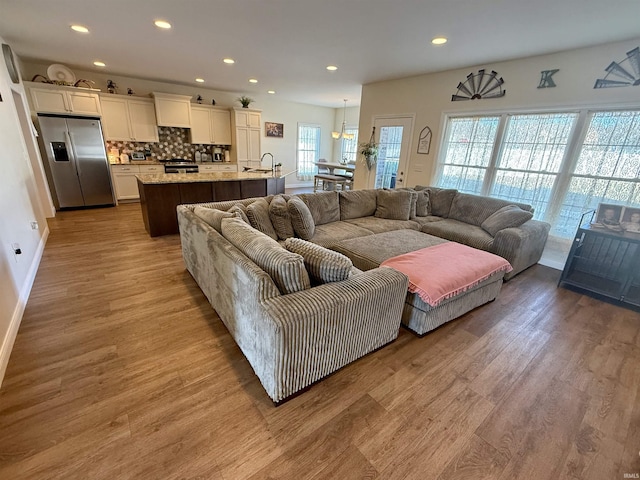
[152,92,192,128]
[138,164,163,174]
[190,105,231,145]
[128,99,159,142]
[231,108,261,170]
[110,164,141,201]
[27,83,102,116]
[101,95,158,142]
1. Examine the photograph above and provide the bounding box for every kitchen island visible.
[137,171,286,236]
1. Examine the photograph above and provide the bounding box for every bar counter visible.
[136,172,286,236]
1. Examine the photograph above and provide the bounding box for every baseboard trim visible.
[0,226,49,387]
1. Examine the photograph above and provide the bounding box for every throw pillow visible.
[246,198,278,240]
[221,217,310,294]
[426,187,457,217]
[284,237,353,284]
[339,189,377,220]
[415,189,431,217]
[398,188,419,218]
[193,206,233,233]
[228,204,250,224]
[481,205,534,236]
[375,189,414,221]
[288,196,315,240]
[269,195,295,240]
[298,191,340,225]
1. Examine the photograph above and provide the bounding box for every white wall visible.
[354,37,640,189]
[0,38,50,385]
[21,60,339,187]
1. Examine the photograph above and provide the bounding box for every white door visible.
[371,116,414,189]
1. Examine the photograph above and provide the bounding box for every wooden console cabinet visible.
[559,222,640,310]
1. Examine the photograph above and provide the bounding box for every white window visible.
[340,128,358,164]
[297,124,320,181]
[437,116,500,194]
[557,110,640,236]
[490,113,578,219]
[435,109,640,238]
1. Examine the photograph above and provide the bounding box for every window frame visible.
[296,123,321,181]
[435,104,640,238]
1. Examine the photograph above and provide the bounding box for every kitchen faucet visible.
[260,152,274,171]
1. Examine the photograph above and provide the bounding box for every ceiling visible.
[1,0,639,108]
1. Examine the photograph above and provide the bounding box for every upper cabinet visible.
[231,108,262,168]
[100,95,159,143]
[26,82,102,116]
[152,92,192,128]
[190,105,231,145]
[235,109,261,129]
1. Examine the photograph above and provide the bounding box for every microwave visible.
[130,151,146,161]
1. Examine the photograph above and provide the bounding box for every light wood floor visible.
[1,203,639,479]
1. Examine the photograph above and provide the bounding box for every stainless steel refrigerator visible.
[38,114,115,209]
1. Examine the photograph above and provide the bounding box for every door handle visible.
[66,130,80,177]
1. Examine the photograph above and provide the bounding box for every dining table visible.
[314,161,356,175]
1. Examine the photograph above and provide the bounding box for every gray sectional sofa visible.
[177,186,550,403]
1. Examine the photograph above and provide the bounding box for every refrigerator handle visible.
[65,130,80,177]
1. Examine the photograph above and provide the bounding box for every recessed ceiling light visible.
[431,37,448,45]
[93,61,106,67]
[154,20,172,29]
[249,78,258,84]
[223,58,235,64]
[195,78,205,83]
[326,65,338,71]
[71,25,89,33]
[267,90,276,94]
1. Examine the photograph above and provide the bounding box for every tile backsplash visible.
[106,126,228,160]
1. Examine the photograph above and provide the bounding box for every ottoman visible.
[332,230,506,335]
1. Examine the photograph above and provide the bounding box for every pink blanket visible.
[380,243,512,307]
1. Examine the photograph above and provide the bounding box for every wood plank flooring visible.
[1,203,639,479]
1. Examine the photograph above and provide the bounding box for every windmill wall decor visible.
[594,47,640,89]
[451,69,505,101]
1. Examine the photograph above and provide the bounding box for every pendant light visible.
[332,99,355,140]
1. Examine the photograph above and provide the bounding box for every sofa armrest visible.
[489,219,550,280]
[257,267,409,402]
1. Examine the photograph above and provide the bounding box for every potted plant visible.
[237,96,254,108]
[359,141,379,170]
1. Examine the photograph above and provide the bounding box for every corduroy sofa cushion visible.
[298,191,340,225]
[339,189,377,220]
[284,237,353,284]
[193,206,234,233]
[415,189,431,217]
[288,196,315,240]
[375,189,414,221]
[449,193,533,227]
[268,194,294,240]
[221,216,310,294]
[481,205,534,236]
[246,198,278,240]
[228,204,250,224]
[416,187,457,218]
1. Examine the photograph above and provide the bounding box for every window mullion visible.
[545,110,590,225]
[482,113,508,196]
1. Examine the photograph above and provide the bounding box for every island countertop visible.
[136,171,285,184]
[136,172,286,236]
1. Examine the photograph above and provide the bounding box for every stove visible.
[163,158,199,174]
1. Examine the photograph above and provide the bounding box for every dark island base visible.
[138,177,285,236]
